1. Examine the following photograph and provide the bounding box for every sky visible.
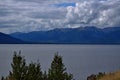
[0,0,120,33]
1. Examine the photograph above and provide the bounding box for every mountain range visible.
[0,32,24,44]
[7,26,120,44]
[0,26,120,44]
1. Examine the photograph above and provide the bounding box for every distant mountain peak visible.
[10,26,120,44]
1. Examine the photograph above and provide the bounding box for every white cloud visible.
[0,0,120,33]
[66,0,120,28]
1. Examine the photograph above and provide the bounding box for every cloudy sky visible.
[0,0,120,33]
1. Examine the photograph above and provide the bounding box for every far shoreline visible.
[0,43,120,45]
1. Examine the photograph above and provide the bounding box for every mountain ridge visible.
[0,32,25,44]
[10,26,120,44]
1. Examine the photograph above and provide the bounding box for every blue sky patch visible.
[54,2,76,7]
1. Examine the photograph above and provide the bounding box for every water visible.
[0,44,120,80]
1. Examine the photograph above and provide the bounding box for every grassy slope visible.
[99,71,120,80]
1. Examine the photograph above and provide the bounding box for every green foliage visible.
[9,51,43,80]
[26,62,43,80]
[87,72,105,80]
[96,72,105,80]
[1,52,74,80]
[9,51,27,80]
[42,71,48,80]
[48,54,73,80]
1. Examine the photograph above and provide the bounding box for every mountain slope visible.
[0,32,24,44]
[10,27,120,44]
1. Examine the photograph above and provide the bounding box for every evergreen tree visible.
[2,52,74,80]
[48,54,73,80]
[9,51,27,80]
[26,62,43,80]
[42,71,48,80]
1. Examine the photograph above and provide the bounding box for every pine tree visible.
[3,52,74,80]
[9,51,27,80]
[9,51,43,80]
[48,54,73,80]
[43,71,48,80]
[26,62,43,80]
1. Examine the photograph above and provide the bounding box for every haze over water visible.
[0,44,120,80]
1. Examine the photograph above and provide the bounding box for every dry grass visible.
[99,71,120,80]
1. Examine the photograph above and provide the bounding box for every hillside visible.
[99,71,120,80]
[0,32,24,44]
[10,27,120,44]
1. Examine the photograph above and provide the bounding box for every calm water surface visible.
[0,44,120,80]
